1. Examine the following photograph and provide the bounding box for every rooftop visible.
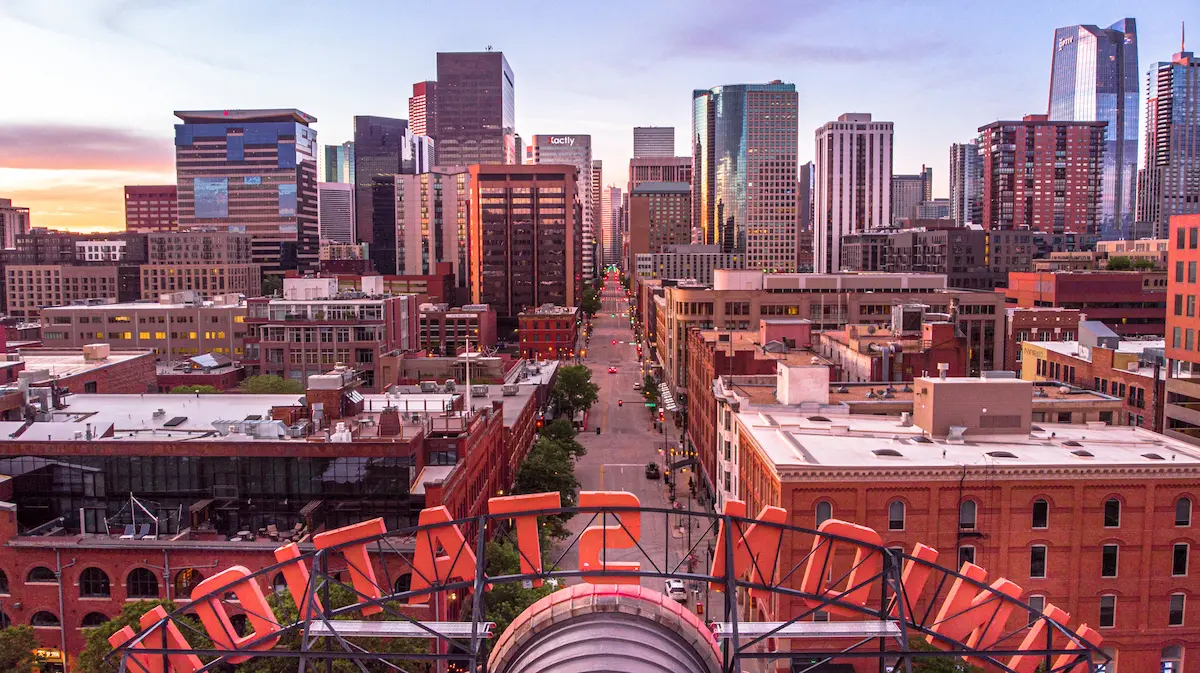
[631,182,691,194]
[519,305,579,317]
[18,350,152,381]
[695,330,831,368]
[41,298,244,311]
[175,109,316,124]
[1030,339,1166,379]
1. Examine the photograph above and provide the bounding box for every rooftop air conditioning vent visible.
[986,451,1018,459]
[808,416,831,422]
[1031,425,1045,432]
[1071,449,1095,457]
[872,448,903,457]
[1142,452,1166,461]
[912,436,933,444]
[836,385,849,394]
[1061,440,1083,447]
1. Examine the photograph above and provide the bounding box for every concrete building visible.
[693,83,798,271]
[1004,271,1167,337]
[840,226,1035,290]
[914,198,951,220]
[591,160,603,274]
[627,181,692,271]
[74,239,127,262]
[408,80,438,138]
[5,265,128,319]
[1138,48,1200,238]
[628,156,692,190]
[139,230,259,300]
[632,126,674,157]
[815,113,894,273]
[7,229,146,265]
[528,135,594,279]
[468,165,582,317]
[1096,238,1170,268]
[0,198,30,250]
[434,51,516,165]
[1004,307,1083,372]
[979,114,1106,236]
[317,182,355,244]
[1164,213,1200,444]
[39,293,248,361]
[517,305,579,360]
[634,245,743,286]
[122,186,177,233]
[174,109,319,274]
[418,303,498,355]
[601,185,622,268]
[797,162,814,272]
[949,141,983,226]
[891,166,931,223]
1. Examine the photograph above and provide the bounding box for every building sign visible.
[548,136,576,146]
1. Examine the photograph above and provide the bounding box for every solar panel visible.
[163,416,188,427]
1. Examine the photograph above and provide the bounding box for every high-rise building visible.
[141,231,260,299]
[628,182,692,269]
[797,162,814,272]
[949,142,984,225]
[317,182,355,244]
[368,169,470,298]
[891,169,929,223]
[408,81,438,138]
[693,82,798,272]
[602,186,622,267]
[979,114,1106,235]
[528,136,594,279]
[0,198,31,249]
[814,113,894,273]
[1137,48,1200,237]
[1165,213,1200,443]
[322,142,354,183]
[434,52,516,165]
[632,127,674,157]
[1049,19,1139,240]
[591,160,603,272]
[628,156,693,190]
[468,164,581,317]
[353,116,426,244]
[174,109,320,274]
[123,186,178,233]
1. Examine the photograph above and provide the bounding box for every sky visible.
[0,0,1196,232]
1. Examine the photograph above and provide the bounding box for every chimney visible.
[378,406,401,436]
[937,363,949,380]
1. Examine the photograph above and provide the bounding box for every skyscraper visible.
[369,169,470,295]
[797,162,813,272]
[632,127,674,157]
[1137,48,1200,237]
[692,82,799,272]
[592,160,603,272]
[528,135,594,279]
[353,116,428,243]
[949,142,984,226]
[602,186,622,267]
[322,141,354,183]
[1048,19,1138,240]
[317,182,355,244]
[891,167,930,223]
[434,51,516,165]
[408,81,438,138]
[174,109,320,273]
[814,113,893,274]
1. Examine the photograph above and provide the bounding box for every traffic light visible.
[659,410,665,422]
[536,413,544,430]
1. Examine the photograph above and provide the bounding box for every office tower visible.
[1138,48,1200,237]
[322,142,354,183]
[915,199,951,220]
[814,113,894,273]
[692,82,799,271]
[979,114,1105,235]
[469,164,581,316]
[434,51,516,165]
[949,142,984,225]
[891,169,929,223]
[369,170,470,295]
[797,162,813,271]
[1049,19,1138,240]
[529,135,594,278]
[352,116,410,244]
[409,81,438,137]
[122,186,177,233]
[633,127,674,157]
[174,109,319,273]
[592,160,603,272]
[318,182,355,244]
[601,186,622,267]
[628,182,692,267]
[629,156,693,190]
[0,198,30,249]
[515,134,524,162]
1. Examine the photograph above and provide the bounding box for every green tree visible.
[261,274,283,296]
[514,437,580,538]
[1105,255,1133,270]
[580,287,601,316]
[482,538,556,637]
[0,625,37,672]
[239,375,305,395]
[169,384,220,394]
[1133,257,1157,270]
[540,418,586,459]
[550,365,599,419]
[907,638,982,672]
[76,600,210,673]
[643,374,660,405]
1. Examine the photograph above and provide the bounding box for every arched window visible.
[959,500,977,530]
[1032,499,1049,529]
[1177,497,1192,527]
[1162,645,1182,672]
[174,568,204,599]
[888,501,906,531]
[0,569,8,594]
[127,568,159,599]
[80,567,111,598]
[1104,498,1121,528]
[815,501,833,527]
[31,611,60,627]
[272,573,288,594]
[81,612,109,628]
[394,574,412,594]
[26,566,56,583]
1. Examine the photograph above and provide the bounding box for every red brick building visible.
[123,185,178,232]
[814,319,966,383]
[518,305,580,360]
[1004,307,1082,372]
[1164,214,1200,443]
[979,114,1105,235]
[334,262,458,305]
[1004,271,1167,337]
[419,303,498,355]
[0,347,157,395]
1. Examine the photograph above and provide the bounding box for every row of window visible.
[0,566,158,598]
[870,496,1193,532]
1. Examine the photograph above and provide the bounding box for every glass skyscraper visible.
[1137,49,1200,237]
[1048,18,1139,240]
[692,82,798,272]
[434,51,516,165]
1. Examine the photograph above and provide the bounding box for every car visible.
[608,366,617,374]
[633,382,643,391]
[645,462,660,479]
[664,578,687,603]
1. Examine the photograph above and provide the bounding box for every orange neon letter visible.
[489,491,560,587]
[578,491,642,583]
[925,561,987,649]
[107,606,202,673]
[889,543,939,618]
[273,542,322,618]
[312,518,388,616]
[408,505,478,604]
[798,519,883,617]
[1050,624,1103,673]
[191,567,281,664]
[1007,603,1070,673]
[708,499,788,600]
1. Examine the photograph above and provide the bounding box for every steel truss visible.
[112,504,1111,673]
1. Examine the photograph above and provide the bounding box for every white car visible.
[633,382,643,391]
[664,578,688,603]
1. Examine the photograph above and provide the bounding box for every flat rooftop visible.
[42,300,243,311]
[175,109,316,124]
[1031,339,1165,379]
[825,380,1120,407]
[19,350,151,380]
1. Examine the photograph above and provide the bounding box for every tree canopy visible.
[539,418,586,459]
[239,374,305,395]
[169,384,220,394]
[580,287,601,316]
[550,365,599,419]
[483,537,556,637]
[0,625,38,673]
[76,600,205,673]
[1105,255,1133,270]
[514,437,580,539]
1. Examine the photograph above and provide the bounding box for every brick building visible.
[840,226,1036,291]
[123,185,178,232]
[813,307,967,383]
[4,265,137,319]
[1004,271,1167,338]
[154,353,246,392]
[335,263,458,305]
[1162,214,1200,444]
[419,303,498,355]
[139,230,260,299]
[0,346,155,395]
[1003,307,1082,372]
[517,305,580,360]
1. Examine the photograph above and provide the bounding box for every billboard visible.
[194,177,228,219]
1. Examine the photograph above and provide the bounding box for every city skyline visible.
[0,0,1196,232]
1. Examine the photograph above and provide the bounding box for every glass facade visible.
[1048,19,1138,240]
[434,52,516,166]
[353,116,409,245]
[1138,53,1200,237]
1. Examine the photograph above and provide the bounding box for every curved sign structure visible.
[111,491,1109,673]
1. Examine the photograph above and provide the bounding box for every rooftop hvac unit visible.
[471,385,490,397]
[502,385,519,397]
[891,304,927,336]
[419,380,438,393]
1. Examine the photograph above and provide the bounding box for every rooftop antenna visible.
[486,45,494,52]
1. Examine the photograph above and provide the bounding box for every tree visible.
[514,438,580,538]
[0,625,37,672]
[1133,257,1157,270]
[239,375,305,395]
[1105,255,1133,270]
[906,638,982,672]
[76,600,209,673]
[540,418,586,459]
[483,538,556,637]
[169,384,220,394]
[580,287,601,316]
[550,365,599,419]
[643,374,660,405]
[261,274,283,296]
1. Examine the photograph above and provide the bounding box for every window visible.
[272,573,288,594]
[1032,499,1049,529]
[1099,595,1116,628]
[1101,544,1119,577]
[0,570,6,594]
[31,611,60,627]
[958,546,976,567]
[1174,543,1190,577]
[1030,545,1047,578]
[888,500,905,530]
[1169,593,1186,626]
[127,568,159,598]
[174,568,204,599]
[394,574,412,594]
[79,567,110,598]
[959,500,977,530]
[1162,645,1183,672]
[81,612,109,628]
[27,566,57,583]
[1104,498,1121,528]
[815,501,832,527]
[1177,497,1192,526]
[1027,594,1045,626]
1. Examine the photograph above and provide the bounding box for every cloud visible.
[0,124,173,172]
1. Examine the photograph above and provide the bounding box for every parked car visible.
[664,578,688,603]
[645,462,660,479]
[633,382,643,391]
